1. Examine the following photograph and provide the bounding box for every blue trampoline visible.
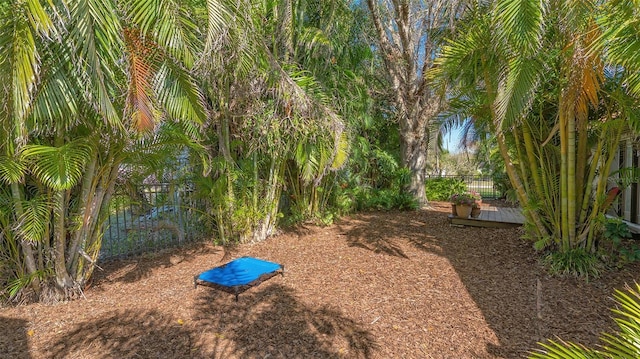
[194,256,284,301]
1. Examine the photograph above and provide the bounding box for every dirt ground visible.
[1,202,639,359]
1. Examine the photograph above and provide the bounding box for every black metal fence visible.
[100,183,207,260]
[426,175,503,199]
[99,175,502,259]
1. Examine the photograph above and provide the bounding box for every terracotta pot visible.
[455,204,472,218]
[471,206,481,218]
[451,203,457,215]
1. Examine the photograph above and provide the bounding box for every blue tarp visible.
[196,257,283,287]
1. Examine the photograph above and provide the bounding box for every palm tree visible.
[0,0,211,301]
[434,0,640,262]
[193,0,369,242]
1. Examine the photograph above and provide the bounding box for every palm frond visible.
[495,55,542,129]
[27,41,82,133]
[331,132,349,170]
[493,0,545,55]
[125,0,201,68]
[0,156,25,185]
[25,0,57,38]
[21,140,92,190]
[597,0,640,96]
[67,0,122,128]
[295,141,317,183]
[529,338,602,358]
[0,4,39,140]
[203,0,230,54]
[600,284,640,358]
[155,60,207,126]
[14,194,50,243]
[124,27,158,133]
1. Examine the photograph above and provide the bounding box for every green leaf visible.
[0,155,25,184]
[331,132,349,169]
[529,338,601,358]
[493,0,544,54]
[21,140,92,190]
[15,194,50,243]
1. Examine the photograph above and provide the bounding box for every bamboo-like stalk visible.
[483,60,549,239]
[575,116,588,222]
[496,127,549,238]
[80,160,121,284]
[567,106,577,247]
[559,96,570,251]
[585,124,623,251]
[523,120,544,201]
[67,150,98,272]
[512,127,531,194]
[578,140,601,226]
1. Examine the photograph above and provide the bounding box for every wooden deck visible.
[448,206,525,228]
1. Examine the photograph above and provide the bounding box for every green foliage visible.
[602,218,640,268]
[0,0,208,303]
[424,177,467,201]
[491,171,514,201]
[337,166,418,212]
[604,218,632,246]
[543,248,604,281]
[530,283,640,359]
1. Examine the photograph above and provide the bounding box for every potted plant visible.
[449,194,459,215]
[470,191,482,218]
[471,202,482,218]
[450,192,475,218]
[469,190,482,206]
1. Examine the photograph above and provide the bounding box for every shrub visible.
[543,248,603,281]
[602,218,640,268]
[424,177,467,201]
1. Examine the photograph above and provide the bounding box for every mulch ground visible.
[1,202,639,358]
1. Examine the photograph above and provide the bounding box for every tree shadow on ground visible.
[193,283,377,358]
[48,283,376,358]
[0,316,31,359]
[337,210,442,258]
[48,309,194,358]
[92,242,222,287]
[336,209,637,358]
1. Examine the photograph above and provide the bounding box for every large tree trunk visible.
[398,101,440,206]
[400,127,428,205]
[366,0,463,205]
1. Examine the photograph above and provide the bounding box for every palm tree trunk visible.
[559,106,570,251]
[512,128,531,194]
[495,127,549,238]
[52,189,73,291]
[585,124,623,251]
[81,162,120,283]
[567,109,577,247]
[10,183,40,292]
[522,121,544,200]
[67,151,98,272]
[575,117,588,223]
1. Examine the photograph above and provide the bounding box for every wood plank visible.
[448,206,524,228]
